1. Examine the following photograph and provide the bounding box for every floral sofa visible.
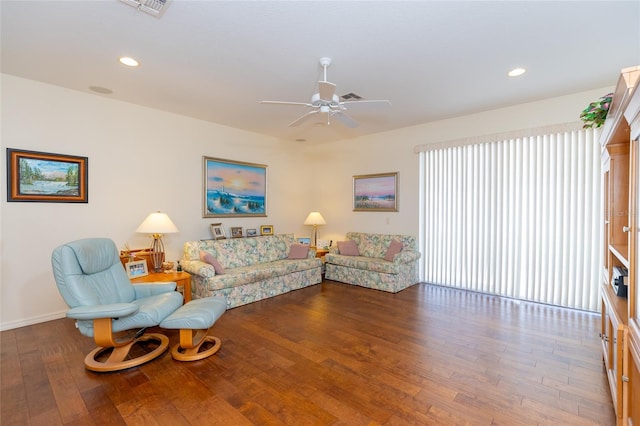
[324,232,420,293]
[181,234,322,308]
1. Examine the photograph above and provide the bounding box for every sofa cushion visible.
[202,258,321,291]
[185,234,297,268]
[324,254,400,274]
[200,251,225,274]
[288,243,309,259]
[337,240,360,256]
[384,239,403,261]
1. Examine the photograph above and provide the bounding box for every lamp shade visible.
[136,211,179,234]
[303,212,326,226]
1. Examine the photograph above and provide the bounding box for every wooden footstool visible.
[160,297,227,361]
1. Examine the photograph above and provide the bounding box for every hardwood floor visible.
[1,281,615,425]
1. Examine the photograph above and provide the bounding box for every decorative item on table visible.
[246,228,257,237]
[353,172,398,212]
[231,226,243,238]
[316,239,331,250]
[136,211,179,273]
[210,223,226,239]
[303,211,326,247]
[125,259,148,278]
[579,92,613,129]
[177,260,183,272]
[260,225,274,236]
[203,156,267,218]
[161,261,175,272]
[6,148,88,203]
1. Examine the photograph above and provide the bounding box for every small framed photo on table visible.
[260,225,274,236]
[210,223,227,239]
[231,227,243,238]
[125,260,148,279]
[297,237,311,245]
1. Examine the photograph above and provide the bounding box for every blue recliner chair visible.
[51,237,184,372]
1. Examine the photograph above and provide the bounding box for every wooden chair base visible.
[170,328,221,361]
[84,333,169,372]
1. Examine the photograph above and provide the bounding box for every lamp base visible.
[149,235,166,273]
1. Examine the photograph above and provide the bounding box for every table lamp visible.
[304,211,326,248]
[136,211,179,272]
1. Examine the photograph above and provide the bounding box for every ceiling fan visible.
[260,57,391,128]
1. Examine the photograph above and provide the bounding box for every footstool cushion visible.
[160,296,227,361]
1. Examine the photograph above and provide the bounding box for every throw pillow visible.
[337,240,360,256]
[288,243,309,259]
[384,239,403,261]
[200,251,225,274]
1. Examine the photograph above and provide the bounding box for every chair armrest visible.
[392,251,421,264]
[66,303,138,320]
[133,283,177,298]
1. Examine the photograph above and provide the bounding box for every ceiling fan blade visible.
[340,99,392,107]
[261,101,313,107]
[318,81,336,101]
[288,110,320,127]
[332,111,358,128]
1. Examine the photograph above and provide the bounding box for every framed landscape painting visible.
[6,148,88,203]
[203,156,267,218]
[353,172,398,212]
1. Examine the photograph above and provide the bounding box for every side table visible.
[315,249,329,278]
[131,271,192,303]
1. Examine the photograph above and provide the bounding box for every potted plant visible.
[580,93,613,129]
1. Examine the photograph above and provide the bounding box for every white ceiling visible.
[2,1,639,143]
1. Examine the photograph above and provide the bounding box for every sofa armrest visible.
[181,259,216,278]
[392,250,421,264]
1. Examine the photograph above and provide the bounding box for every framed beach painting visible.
[6,148,88,203]
[353,172,398,212]
[203,156,267,218]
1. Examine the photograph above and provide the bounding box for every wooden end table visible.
[130,271,192,303]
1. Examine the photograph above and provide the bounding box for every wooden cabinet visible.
[600,65,640,425]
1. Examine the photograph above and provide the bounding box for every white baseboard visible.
[0,310,67,331]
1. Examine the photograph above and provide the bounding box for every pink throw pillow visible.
[288,243,309,259]
[200,251,225,274]
[337,240,360,256]
[384,239,403,261]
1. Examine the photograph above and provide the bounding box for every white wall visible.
[0,75,315,329]
[311,87,614,246]
[0,73,613,330]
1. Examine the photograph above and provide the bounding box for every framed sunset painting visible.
[203,156,267,217]
[353,172,398,212]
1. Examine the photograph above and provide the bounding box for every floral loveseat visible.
[324,232,420,293]
[182,234,322,308]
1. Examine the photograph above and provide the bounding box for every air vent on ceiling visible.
[120,0,169,17]
[340,92,363,101]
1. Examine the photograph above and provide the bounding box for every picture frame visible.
[203,156,267,218]
[210,223,227,239]
[125,260,148,279]
[297,237,311,245]
[246,228,257,237]
[353,172,398,212]
[6,148,88,203]
[231,226,243,238]
[260,225,274,236]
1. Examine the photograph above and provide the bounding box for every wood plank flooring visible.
[1,281,615,425]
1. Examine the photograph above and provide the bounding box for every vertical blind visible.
[418,128,602,311]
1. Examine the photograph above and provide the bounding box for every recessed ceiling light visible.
[508,67,526,77]
[89,86,113,94]
[119,57,140,67]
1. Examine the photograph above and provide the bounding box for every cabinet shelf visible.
[609,244,630,268]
